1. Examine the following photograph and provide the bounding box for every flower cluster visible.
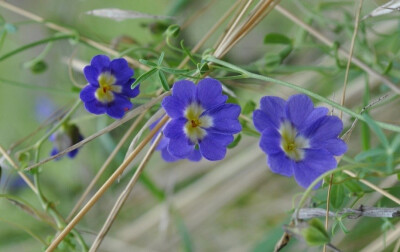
[253,94,347,188]
[50,124,83,159]
[160,78,242,161]
[79,55,347,188]
[80,55,140,119]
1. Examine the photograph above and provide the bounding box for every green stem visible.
[0,34,74,61]
[205,56,400,133]
[33,148,88,251]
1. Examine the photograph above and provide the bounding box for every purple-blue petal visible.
[188,149,202,162]
[205,104,241,134]
[67,148,79,158]
[304,116,343,144]
[80,85,97,102]
[91,55,110,72]
[267,152,294,177]
[83,99,106,115]
[254,96,286,131]
[121,80,140,98]
[162,96,185,118]
[285,94,314,128]
[319,138,347,156]
[110,58,134,84]
[171,80,196,105]
[199,133,233,161]
[196,78,227,110]
[83,66,99,86]
[294,149,337,188]
[168,136,194,158]
[161,147,180,162]
[106,95,132,119]
[164,118,187,139]
[298,107,329,132]
[259,128,282,155]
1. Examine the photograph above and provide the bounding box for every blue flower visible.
[253,94,347,188]
[149,119,202,162]
[80,55,140,119]
[161,78,242,161]
[50,124,83,159]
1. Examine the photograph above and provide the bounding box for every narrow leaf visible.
[131,68,158,88]
[158,70,170,91]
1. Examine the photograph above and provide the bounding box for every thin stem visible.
[89,133,163,251]
[66,110,148,221]
[0,34,73,61]
[205,56,400,133]
[45,115,170,252]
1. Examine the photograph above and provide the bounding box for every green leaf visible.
[264,33,292,45]
[157,51,165,66]
[330,184,345,209]
[175,215,193,252]
[160,67,192,74]
[228,134,241,149]
[343,180,363,197]
[302,218,330,246]
[337,218,349,234]
[139,59,158,67]
[158,70,170,91]
[242,100,256,115]
[363,114,389,148]
[131,68,158,88]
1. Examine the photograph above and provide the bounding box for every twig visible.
[297,206,400,219]
[24,92,169,171]
[45,115,169,251]
[66,110,148,221]
[89,132,163,251]
[275,5,400,94]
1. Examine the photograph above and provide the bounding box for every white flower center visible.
[183,103,213,144]
[95,72,122,103]
[279,121,309,161]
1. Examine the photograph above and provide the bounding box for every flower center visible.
[95,72,122,103]
[183,103,213,144]
[279,121,309,161]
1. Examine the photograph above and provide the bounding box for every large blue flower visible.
[149,119,202,162]
[50,124,83,159]
[161,78,242,161]
[80,55,140,119]
[253,94,347,188]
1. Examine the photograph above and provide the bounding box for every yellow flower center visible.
[183,103,213,144]
[95,73,122,103]
[279,121,309,161]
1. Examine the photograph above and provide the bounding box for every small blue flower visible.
[161,78,242,161]
[253,94,347,188]
[50,124,83,159]
[149,119,202,162]
[80,55,140,119]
